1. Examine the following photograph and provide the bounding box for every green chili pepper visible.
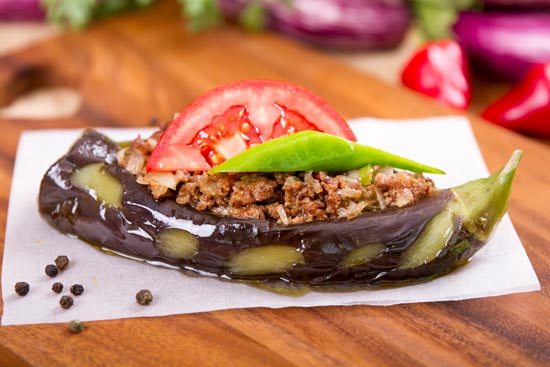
[209,131,445,174]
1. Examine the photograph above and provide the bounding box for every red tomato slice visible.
[147,80,356,172]
[271,109,319,138]
[192,106,262,166]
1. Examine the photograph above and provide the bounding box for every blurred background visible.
[0,0,549,141]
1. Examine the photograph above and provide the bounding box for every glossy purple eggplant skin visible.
[454,11,550,80]
[219,0,410,51]
[483,0,550,8]
[38,130,482,287]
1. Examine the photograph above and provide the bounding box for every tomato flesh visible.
[191,105,319,166]
[146,80,355,172]
[191,106,262,166]
[271,108,319,138]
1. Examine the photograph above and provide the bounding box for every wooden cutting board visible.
[0,2,548,366]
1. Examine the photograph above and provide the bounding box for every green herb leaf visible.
[410,0,477,40]
[239,2,266,32]
[41,0,96,28]
[96,0,133,17]
[41,0,155,28]
[135,0,154,7]
[210,131,445,174]
[178,0,221,32]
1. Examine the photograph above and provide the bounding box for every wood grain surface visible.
[0,2,548,366]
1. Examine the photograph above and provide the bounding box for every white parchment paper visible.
[1,116,540,325]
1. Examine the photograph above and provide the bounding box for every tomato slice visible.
[191,106,262,166]
[271,109,319,138]
[147,80,356,172]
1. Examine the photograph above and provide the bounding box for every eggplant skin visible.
[38,130,482,288]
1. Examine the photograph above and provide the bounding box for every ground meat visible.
[229,175,278,207]
[118,140,436,225]
[175,173,236,208]
[230,205,266,220]
[374,171,434,208]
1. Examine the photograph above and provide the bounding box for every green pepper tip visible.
[450,150,522,241]
[502,150,523,177]
[426,167,446,175]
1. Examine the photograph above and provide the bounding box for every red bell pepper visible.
[482,63,550,139]
[401,40,472,110]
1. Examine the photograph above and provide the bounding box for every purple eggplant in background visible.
[483,0,550,8]
[4,0,408,50]
[220,0,411,51]
[269,0,411,50]
[0,0,44,20]
[454,11,550,80]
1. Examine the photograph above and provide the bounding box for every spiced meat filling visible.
[117,134,435,224]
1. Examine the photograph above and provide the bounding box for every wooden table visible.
[0,2,548,366]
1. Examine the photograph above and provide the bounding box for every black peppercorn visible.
[52,282,63,294]
[55,255,70,271]
[70,284,84,296]
[45,264,59,278]
[60,295,74,309]
[136,289,153,306]
[69,320,85,333]
[14,282,29,296]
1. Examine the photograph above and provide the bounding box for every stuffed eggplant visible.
[38,80,521,289]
